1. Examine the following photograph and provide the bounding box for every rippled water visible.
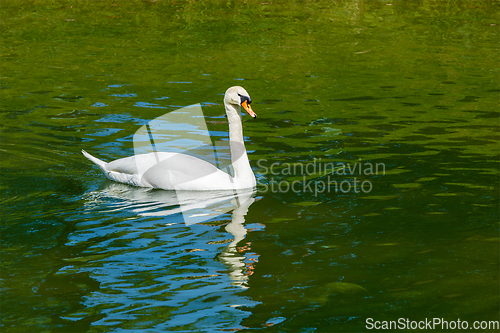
[1,1,499,332]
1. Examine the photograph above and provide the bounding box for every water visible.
[1,1,499,332]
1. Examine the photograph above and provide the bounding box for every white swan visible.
[82,86,257,191]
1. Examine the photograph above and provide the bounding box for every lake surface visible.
[1,1,499,332]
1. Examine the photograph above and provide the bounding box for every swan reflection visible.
[83,181,258,288]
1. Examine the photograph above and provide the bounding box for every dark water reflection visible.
[1,0,499,332]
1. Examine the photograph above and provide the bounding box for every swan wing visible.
[141,153,233,190]
[84,150,235,190]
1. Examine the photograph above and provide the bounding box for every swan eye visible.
[238,93,252,105]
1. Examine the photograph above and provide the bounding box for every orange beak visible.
[241,100,257,118]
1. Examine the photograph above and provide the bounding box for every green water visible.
[1,0,499,332]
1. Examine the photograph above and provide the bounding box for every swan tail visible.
[82,150,108,172]
[82,150,145,187]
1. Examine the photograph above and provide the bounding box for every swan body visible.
[83,86,257,191]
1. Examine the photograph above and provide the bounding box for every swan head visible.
[224,86,257,119]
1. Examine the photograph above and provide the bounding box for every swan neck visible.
[225,103,252,180]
